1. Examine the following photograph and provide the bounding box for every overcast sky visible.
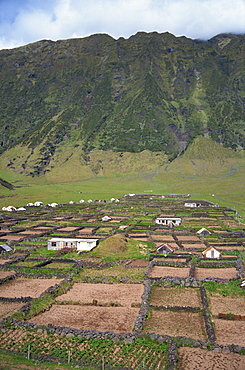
[0,0,244,50]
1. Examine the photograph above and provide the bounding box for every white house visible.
[157,243,174,254]
[34,201,43,207]
[184,202,198,208]
[155,217,182,227]
[197,228,211,236]
[202,246,221,259]
[101,215,112,222]
[47,238,99,252]
[5,206,17,212]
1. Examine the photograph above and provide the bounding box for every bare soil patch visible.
[76,227,96,234]
[0,259,13,265]
[149,266,190,278]
[213,318,245,346]
[18,230,43,235]
[209,295,245,316]
[144,310,207,341]
[128,233,148,237]
[150,287,202,307]
[151,235,174,241]
[0,235,24,241]
[57,283,144,307]
[0,302,24,320]
[194,267,237,279]
[57,226,80,232]
[177,347,245,370]
[176,236,200,242]
[182,243,206,249]
[127,259,149,267]
[131,237,149,241]
[30,305,139,333]
[0,278,62,298]
[0,271,14,278]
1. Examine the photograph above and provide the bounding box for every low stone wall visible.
[200,286,216,344]
[168,339,178,370]
[149,276,201,288]
[133,279,151,335]
[0,296,32,303]
[2,253,29,265]
[0,273,19,286]
[149,304,201,312]
[236,259,244,279]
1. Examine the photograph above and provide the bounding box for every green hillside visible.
[0,32,244,177]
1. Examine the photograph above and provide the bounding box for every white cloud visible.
[0,0,244,49]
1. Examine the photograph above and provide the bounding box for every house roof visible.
[202,246,220,254]
[48,238,99,242]
[0,244,12,252]
[197,227,211,234]
[157,243,174,252]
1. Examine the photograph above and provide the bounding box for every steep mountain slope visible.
[0,32,244,176]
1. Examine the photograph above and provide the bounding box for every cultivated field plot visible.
[17,230,44,235]
[143,310,207,341]
[149,266,190,278]
[127,259,149,267]
[182,243,206,249]
[0,327,167,370]
[177,347,245,370]
[56,283,144,307]
[213,319,245,346]
[30,305,140,333]
[80,265,146,281]
[151,235,175,241]
[76,227,96,234]
[0,278,62,298]
[0,302,24,320]
[56,226,81,232]
[150,287,202,307]
[194,267,237,279]
[0,235,24,241]
[208,295,245,316]
[0,271,14,278]
[0,259,12,265]
[176,236,201,242]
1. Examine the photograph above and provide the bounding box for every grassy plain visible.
[1,156,245,222]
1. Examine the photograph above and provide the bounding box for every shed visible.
[102,215,112,222]
[197,228,211,236]
[157,243,174,254]
[47,238,99,252]
[0,244,12,253]
[202,246,221,259]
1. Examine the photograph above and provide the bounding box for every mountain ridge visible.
[0,31,244,177]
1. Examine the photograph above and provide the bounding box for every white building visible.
[155,217,182,227]
[47,238,99,252]
[184,202,198,208]
[202,246,221,259]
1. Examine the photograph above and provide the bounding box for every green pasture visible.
[0,161,245,222]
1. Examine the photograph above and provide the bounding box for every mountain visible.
[0,32,244,177]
